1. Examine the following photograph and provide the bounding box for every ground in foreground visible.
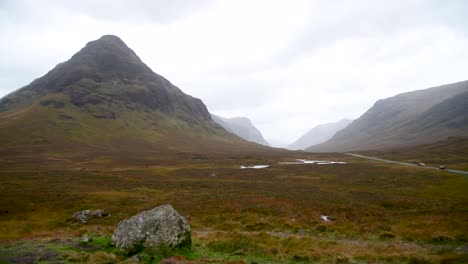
[0,151,467,263]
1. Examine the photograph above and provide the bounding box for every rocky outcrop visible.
[111,205,191,253]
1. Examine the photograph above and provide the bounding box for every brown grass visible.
[0,150,467,263]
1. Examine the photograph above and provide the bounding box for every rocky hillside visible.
[307,81,468,152]
[287,119,352,150]
[211,114,269,146]
[0,35,262,153]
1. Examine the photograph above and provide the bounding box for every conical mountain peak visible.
[0,35,207,120]
[69,35,149,76]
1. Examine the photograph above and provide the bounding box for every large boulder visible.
[111,205,191,253]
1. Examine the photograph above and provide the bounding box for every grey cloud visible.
[59,0,217,24]
[1,0,467,147]
[188,77,277,112]
[1,0,217,25]
[276,0,468,64]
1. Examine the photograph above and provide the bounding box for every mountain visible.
[211,114,269,146]
[307,81,468,152]
[287,118,352,150]
[0,35,261,153]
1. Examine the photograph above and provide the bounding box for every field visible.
[0,150,467,263]
[358,137,468,171]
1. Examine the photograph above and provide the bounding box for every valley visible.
[1,150,467,263]
[0,33,466,264]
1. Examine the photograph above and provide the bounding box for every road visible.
[346,153,468,176]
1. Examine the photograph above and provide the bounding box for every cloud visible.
[1,0,468,147]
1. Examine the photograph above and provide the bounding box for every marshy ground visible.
[0,151,467,263]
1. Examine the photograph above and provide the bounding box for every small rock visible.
[81,234,89,243]
[72,209,108,223]
[111,205,191,253]
[92,209,107,217]
[320,215,330,222]
[72,210,91,223]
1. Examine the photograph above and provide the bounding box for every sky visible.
[1,0,468,147]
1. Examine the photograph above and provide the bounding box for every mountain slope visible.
[307,81,468,152]
[287,119,352,150]
[0,35,261,153]
[211,114,269,146]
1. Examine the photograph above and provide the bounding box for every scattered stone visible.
[80,234,89,243]
[111,205,191,253]
[209,173,217,177]
[72,210,90,223]
[72,209,108,223]
[92,209,106,217]
[320,215,330,222]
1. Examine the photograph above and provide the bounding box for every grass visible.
[0,150,467,263]
[359,136,468,171]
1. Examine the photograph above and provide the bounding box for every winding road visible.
[346,153,468,176]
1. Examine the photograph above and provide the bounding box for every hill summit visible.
[0,35,259,153]
[1,35,210,121]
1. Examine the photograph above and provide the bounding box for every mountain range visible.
[287,118,352,150]
[211,114,269,146]
[0,35,264,154]
[307,81,468,152]
[1,35,466,155]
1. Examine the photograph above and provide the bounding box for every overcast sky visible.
[1,0,468,147]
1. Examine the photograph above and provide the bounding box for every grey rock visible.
[111,205,191,253]
[72,210,90,223]
[81,234,89,243]
[72,209,108,223]
[92,209,107,217]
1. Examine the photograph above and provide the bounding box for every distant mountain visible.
[307,81,468,152]
[287,119,352,150]
[0,35,264,153]
[211,114,269,146]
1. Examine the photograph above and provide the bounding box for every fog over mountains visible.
[211,114,269,146]
[308,81,468,152]
[287,119,352,150]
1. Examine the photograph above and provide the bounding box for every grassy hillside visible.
[0,91,260,154]
[358,136,468,171]
[308,81,468,152]
[0,35,268,155]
